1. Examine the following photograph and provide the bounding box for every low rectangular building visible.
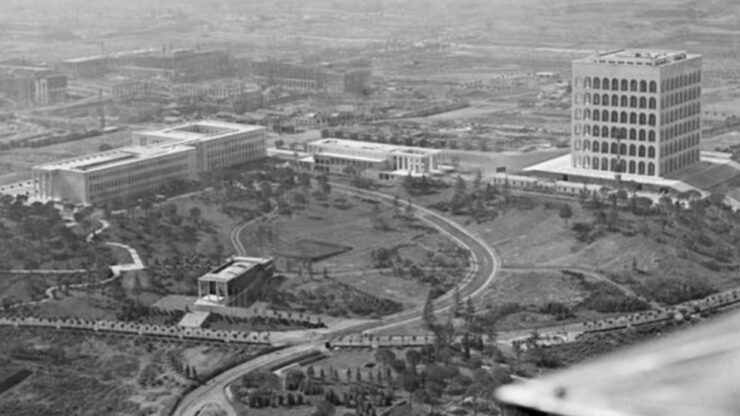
[32,145,197,205]
[303,138,441,180]
[196,256,274,309]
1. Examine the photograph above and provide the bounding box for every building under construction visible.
[0,64,67,106]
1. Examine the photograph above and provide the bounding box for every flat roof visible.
[523,154,695,192]
[575,49,700,67]
[34,145,194,173]
[309,138,441,157]
[199,256,272,283]
[136,120,264,143]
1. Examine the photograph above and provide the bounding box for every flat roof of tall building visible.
[34,144,194,173]
[199,256,272,283]
[136,120,263,143]
[575,49,700,67]
[309,138,441,157]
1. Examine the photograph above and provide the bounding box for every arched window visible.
[630,96,638,108]
[611,94,619,106]
[639,129,646,141]
[594,94,601,105]
[584,157,590,169]
[575,109,582,120]
[620,143,627,155]
[610,158,618,171]
[593,111,600,121]
[639,97,647,108]
[584,93,591,104]
[583,140,591,151]
[649,81,657,93]
[602,110,609,121]
[611,79,619,90]
[575,124,582,135]
[602,94,609,105]
[574,139,581,150]
[593,126,600,137]
[602,78,610,90]
[629,144,636,156]
[640,80,647,92]
[649,97,656,109]
[575,77,582,88]
[639,114,646,125]
[592,156,600,170]
[648,130,655,142]
[601,126,609,138]
[620,111,628,123]
[621,95,628,107]
[648,162,655,176]
[584,109,591,120]
[638,161,645,175]
[594,78,601,89]
[611,142,618,154]
[601,141,609,153]
[584,125,591,135]
[629,128,637,140]
[648,114,656,126]
[611,127,620,138]
[648,146,655,158]
[630,112,637,124]
[601,157,609,170]
[611,111,619,122]
[630,80,638,91]
[638,145,646,157]
[621,79,629,91]
[629,160,636,173]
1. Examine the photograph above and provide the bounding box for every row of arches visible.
[576,155,656,176]
[575,125,657,141]
[663,120,700,141]
[577,93,658,109]
[578,140,656,158]
[575,110,657,126]
[663,87,700,108]
[664,104,700,125]
[662,72,701,92]
[577,77,658,93]
[663,134,700,156]
[662,149,700,174]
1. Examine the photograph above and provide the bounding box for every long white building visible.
[33,121,266,205]
[571,49,702,177]
[303,138,442,181]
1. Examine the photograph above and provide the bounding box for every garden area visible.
[0,326,269,416]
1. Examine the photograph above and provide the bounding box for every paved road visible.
[172,183,502,416]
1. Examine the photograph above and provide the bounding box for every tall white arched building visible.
[571,49,702,178]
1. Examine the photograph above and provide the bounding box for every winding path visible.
[171,183,502,416]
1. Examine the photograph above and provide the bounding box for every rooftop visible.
[576,49,700,67]
[309,138,441,157]
[199,256,272,283]
[136,120,263,143]
[34,145,194,173]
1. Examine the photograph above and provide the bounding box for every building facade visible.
[571,49,702,177]
[33,120,266,205]
[0,65,67,105]
[303,138,441,180]
[196,256,274,309]
[32,145,197,205]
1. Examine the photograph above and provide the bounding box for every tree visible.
[452,285,462,317]
[422,289,437,330]
[449,176,467,215]
[375,348,396,367]
[558,203,573,227]
[98,143,113,152]
[313,399,336,416]
[465,297,476,322]
[405,349,421,371]
[399,370,421,407]
[189,206,202,225]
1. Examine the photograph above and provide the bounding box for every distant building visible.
[61,56,110,79]
[33,120,266,204]
[301,138,442,181]
[251,59,371,95]
[0,64,67,105]
[571,49,702,177]
[195,256,274,308]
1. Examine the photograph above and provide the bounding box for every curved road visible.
[172,183,501,416]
